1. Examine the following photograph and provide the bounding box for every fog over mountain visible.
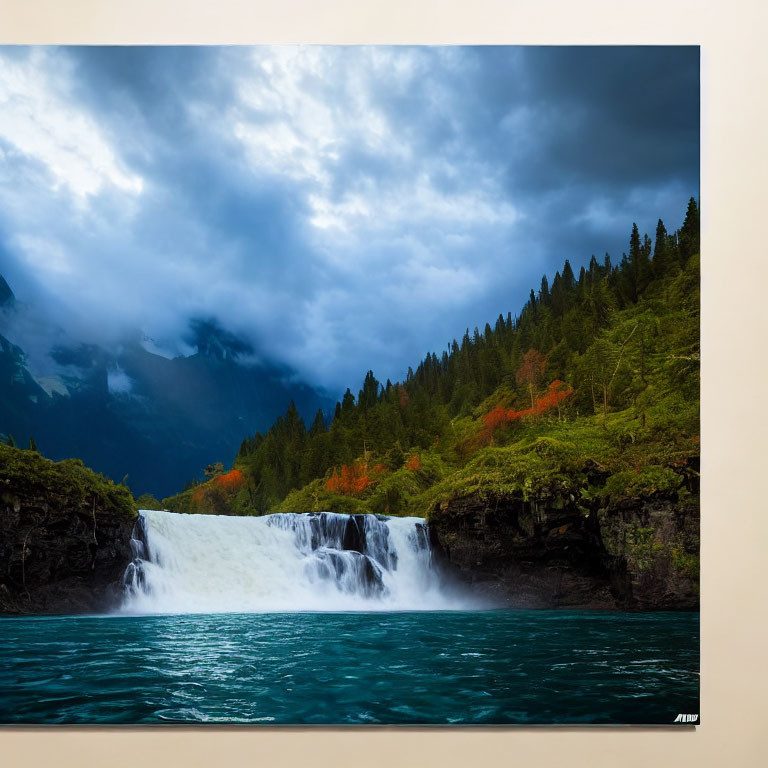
[0,276,332,497]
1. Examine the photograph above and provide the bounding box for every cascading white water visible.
[120,510,470,614]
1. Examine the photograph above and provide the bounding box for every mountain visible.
[0,284,332,498]
[0,275,14,308]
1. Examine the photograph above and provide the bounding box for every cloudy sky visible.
[0,46,699,395]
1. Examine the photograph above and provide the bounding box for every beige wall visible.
[1,1,766,765]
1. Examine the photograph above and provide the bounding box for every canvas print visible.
[0,46,699,725]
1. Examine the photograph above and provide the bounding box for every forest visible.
[156,198,700,522]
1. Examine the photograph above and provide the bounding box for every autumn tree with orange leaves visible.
[213,469,246,492]
[189,468,247,515]
[405,454,421,471]
[516,349,547,410]
[325,459,387,496]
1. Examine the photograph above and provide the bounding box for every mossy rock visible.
[420,438,586,517]
[0,444,135,521]
[599,465,681,503]
[515,436,579,464]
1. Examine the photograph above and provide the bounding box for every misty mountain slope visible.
[0,276,332,498]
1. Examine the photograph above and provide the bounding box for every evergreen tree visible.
[629,222,641,263]
[358,371,380,411]
[540,275,550,304]
[309,409,326,436]
[621,223,652,303]
[340,388,356,419]
[653,218,671,277]
[562,260,576,292]
[679,197,700,263]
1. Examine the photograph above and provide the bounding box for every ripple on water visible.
[0,610,699,725]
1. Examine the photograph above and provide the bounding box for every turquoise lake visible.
[0,610,699,725]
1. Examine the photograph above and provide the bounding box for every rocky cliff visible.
[0,445,135,615]
[429,481,699,610]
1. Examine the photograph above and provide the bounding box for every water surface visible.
[0,610,699,725]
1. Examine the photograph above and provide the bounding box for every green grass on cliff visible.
[0,444,136,520]
[414,437,584,517]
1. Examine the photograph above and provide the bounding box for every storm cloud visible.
[0,46,699,394]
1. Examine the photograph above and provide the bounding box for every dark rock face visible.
[599,497,699,610]
[0,492,134,615]
[342,515,367,553]
[429,492,699,610]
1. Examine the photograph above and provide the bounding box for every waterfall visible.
[121,510,468,614]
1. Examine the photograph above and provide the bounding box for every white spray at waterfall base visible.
[120,510,474,614]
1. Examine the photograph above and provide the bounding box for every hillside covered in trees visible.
[161,198,700,531]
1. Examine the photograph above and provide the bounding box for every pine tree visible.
[309,409,326,436]
[562,260,576,291]
[629,222,641,263]
[358,371,380,411]
[653,218,671,277]
[540,275,550,304]
[640,233,653,292]
[550,271,563,315]
[561,260,577,312]
[340,388,356,419]
[679,197,700,264]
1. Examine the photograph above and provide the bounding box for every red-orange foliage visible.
[326,462,372,495]
[325,460,388,496]
[213,468,246,492]
[482,380,574,435]
[406,454,421,471]
[535,380,573,414]
[190,468,245,510]
[482,408,509,431]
